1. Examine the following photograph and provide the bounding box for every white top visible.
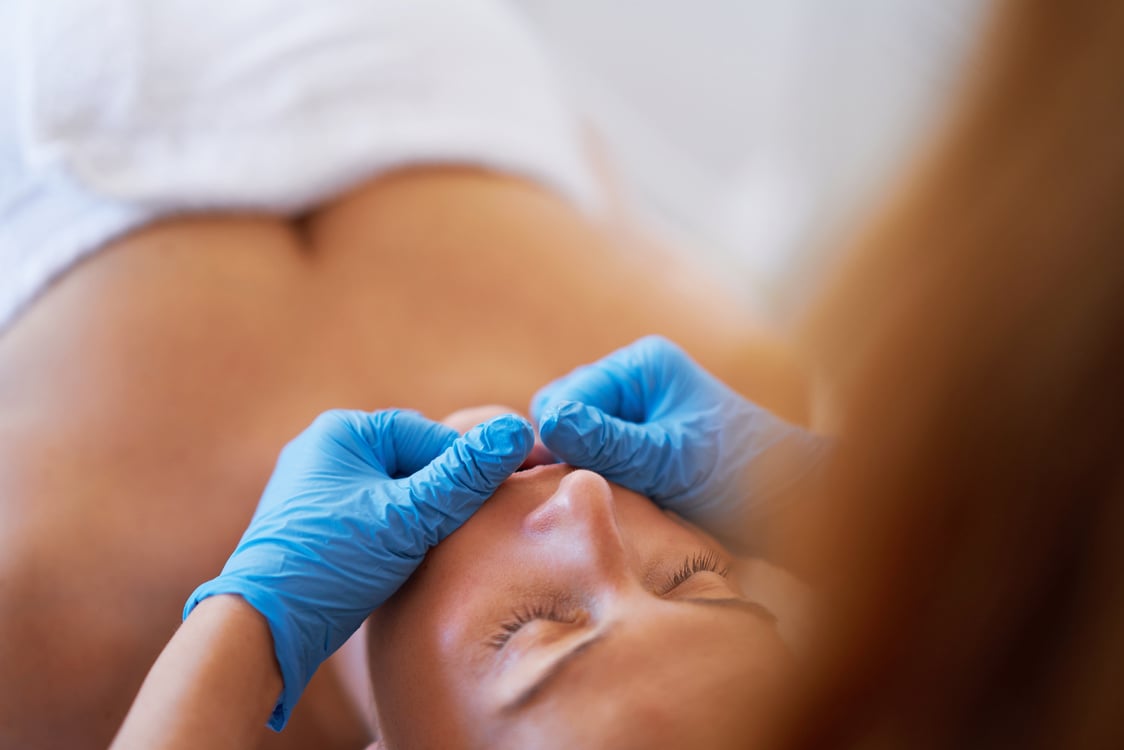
[0,0,600,333]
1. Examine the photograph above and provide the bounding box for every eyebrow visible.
[501,631,609,713]
[679,596,778,624]
[499,597,776,712]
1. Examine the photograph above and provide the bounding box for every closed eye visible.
[659,550,729,595]
[489,599,583,649]
[489,549,731,649]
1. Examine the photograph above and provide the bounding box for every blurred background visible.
[511,0,988,322]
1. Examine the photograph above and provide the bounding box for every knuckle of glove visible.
[309,408,358,436]
[636,334,686,367]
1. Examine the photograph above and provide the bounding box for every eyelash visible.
[489,601,578,649]
[659,550,729,595]
[488,550,729,649]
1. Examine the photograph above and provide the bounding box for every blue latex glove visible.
[184,409,533,730]
[531,336,830,544]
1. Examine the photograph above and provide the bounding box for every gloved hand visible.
[184,409,533,730]
[531,336,830,545]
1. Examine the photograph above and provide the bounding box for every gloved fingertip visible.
[535,402,562,443]
[467,413,535,466]
[538,401,603,461]
[404,416,534,542]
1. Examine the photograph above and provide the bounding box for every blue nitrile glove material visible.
[184,409,533,731]
[532,336,830,543]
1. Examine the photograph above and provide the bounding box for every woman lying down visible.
[1,3,799,741]
[364,406,810,749]
[112,340,821,750]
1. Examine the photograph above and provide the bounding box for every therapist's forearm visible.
[110,594,282,750]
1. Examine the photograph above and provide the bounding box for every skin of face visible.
[364,408,796,749]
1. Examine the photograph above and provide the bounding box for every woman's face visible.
[366,410,795,750]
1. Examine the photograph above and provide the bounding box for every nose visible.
[522,470,629,577]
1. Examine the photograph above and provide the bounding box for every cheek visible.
[617,499,699,552]
[431,566,497,654]
[372,521,517,660]
[371,551,470,649]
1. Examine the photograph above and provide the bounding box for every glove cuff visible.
[183,578,312,731]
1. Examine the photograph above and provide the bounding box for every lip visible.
[518,441,556,472]
[509,462,572,480]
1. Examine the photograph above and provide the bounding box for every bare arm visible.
[111,596,281,750]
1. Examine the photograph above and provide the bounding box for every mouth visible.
[509,462,571,480]
[516,441,557,472]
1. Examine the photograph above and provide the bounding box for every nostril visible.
[517,442,556,471]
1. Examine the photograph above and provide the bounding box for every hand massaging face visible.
[364,407,798,749]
